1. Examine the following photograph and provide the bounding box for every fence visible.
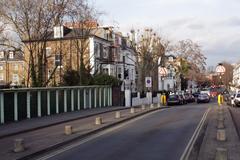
[132,92,161,106]
[0,85,112,124]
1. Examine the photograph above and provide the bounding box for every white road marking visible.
[180,107,211,160]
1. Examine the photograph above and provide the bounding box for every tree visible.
[173,39,207,90]
[92,74,121,86]
[133,28,167,92]
[0,0,100,87]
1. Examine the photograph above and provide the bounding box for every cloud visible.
[187,24,205,30]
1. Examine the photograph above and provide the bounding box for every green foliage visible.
[92,74,122,86]
[62,69,80,86]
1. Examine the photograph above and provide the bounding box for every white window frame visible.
[46,47,51,57]
[0,51,4,59]
[0,65,3,71]
[14,64,18,71]
[12,74,19,83]
[0,73,3,81]
[9,51,14,59]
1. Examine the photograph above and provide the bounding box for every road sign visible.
[145,77,152,88]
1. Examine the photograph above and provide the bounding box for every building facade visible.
[0,50,25,87]
[232,63,240,91]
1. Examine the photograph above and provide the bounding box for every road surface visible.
[42,103,211,160]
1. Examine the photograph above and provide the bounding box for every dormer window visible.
[54,26,64,38]
[9,51,14,59]
[0,51,4,58]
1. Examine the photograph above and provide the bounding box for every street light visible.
[216,63,226,86]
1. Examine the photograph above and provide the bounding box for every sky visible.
[93,0,240,67]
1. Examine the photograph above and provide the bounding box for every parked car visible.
[233,93,240,107]
[184,93,195,103]
[197,93,210,103]
[179,94,187,104]
[167,95,184,105]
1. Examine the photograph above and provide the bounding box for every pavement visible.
[0,104,165,160]
[197,104,240,160]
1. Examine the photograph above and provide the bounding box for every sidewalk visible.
[0,104,164,160]
[197,105,240,160]
[0,106,126,138]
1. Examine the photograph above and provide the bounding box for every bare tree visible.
[133,28,167,92]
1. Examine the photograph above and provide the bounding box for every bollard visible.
[141,104,146,110]
[115,111,121,119]
[130,107,135,114]
[150,103,154,109]
[95,117,102,125]
[217,129,226,141]
[14,138,25,153]
[64,125,73,135]
[157,103,161,108]
[217,114,224,121]
[215,148,227,160]
[217,119,225,129]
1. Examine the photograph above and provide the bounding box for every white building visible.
[158,55,177,91]
[232,63,240,92]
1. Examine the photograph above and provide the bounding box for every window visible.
[55,54,63,67]
[94,43,100,57]
[12,74,19,83]
[0,65,3,70]
[0,51,4,58]
[0,73,3,81]
[102,68,109,74]
[14,64,18,71]
[46,47,51,56]
[103,46,108,58]
[9,51,14,59]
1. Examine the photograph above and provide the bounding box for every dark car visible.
[167,95,184,105]
[197,93,210,103]
[185,94,195,103]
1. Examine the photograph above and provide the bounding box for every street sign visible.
[145,77,152,88]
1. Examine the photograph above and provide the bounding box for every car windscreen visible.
[237,94,240,98]
[169,95,178,100]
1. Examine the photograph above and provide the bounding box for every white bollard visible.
[217,129,226,141]
[141,104,146,110]
[150,103,154,109]
[215,148,227,160]
[95,117,102,125]
[130,107,135,114]
[217,119,225,129]
[64,125,73,135]
[14,138,25,153]
[157,103,161,108]
[115,111,121,119]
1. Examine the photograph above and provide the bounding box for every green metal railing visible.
[0,85,112,124]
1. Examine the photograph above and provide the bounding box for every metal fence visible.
[0,85,112,124]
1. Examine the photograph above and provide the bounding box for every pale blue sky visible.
[93,0,240,67]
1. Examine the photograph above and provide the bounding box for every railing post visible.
[110,87,112,106]
[56,90,59,114]
[26,91,31,119]
[0,93,4,124]
[83,89,87,109]
[64,90,67,112]
[89,88,92,109]
[37,91,41,117]
[14,92,18,121]
[77,89,80,110]
[107,87,110,106]
[99,87,102,108]
[47,90,50,115]
[71,89,74,111]
[94,88,97,108]
[103,87,106,107]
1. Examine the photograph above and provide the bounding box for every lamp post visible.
[216,63,226,86]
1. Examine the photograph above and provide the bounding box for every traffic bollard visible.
[150,103,154,109]
[64,125,73,135]
[115,111,121,119]
[95,117,102,125]
[130,107,135,114]
[14,138,25,153]
[141,104,146,110]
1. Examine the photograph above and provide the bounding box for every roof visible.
[0,50,24,62]
[22,27,112,43]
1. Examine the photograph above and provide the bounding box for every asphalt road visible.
[45,103,211,160]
